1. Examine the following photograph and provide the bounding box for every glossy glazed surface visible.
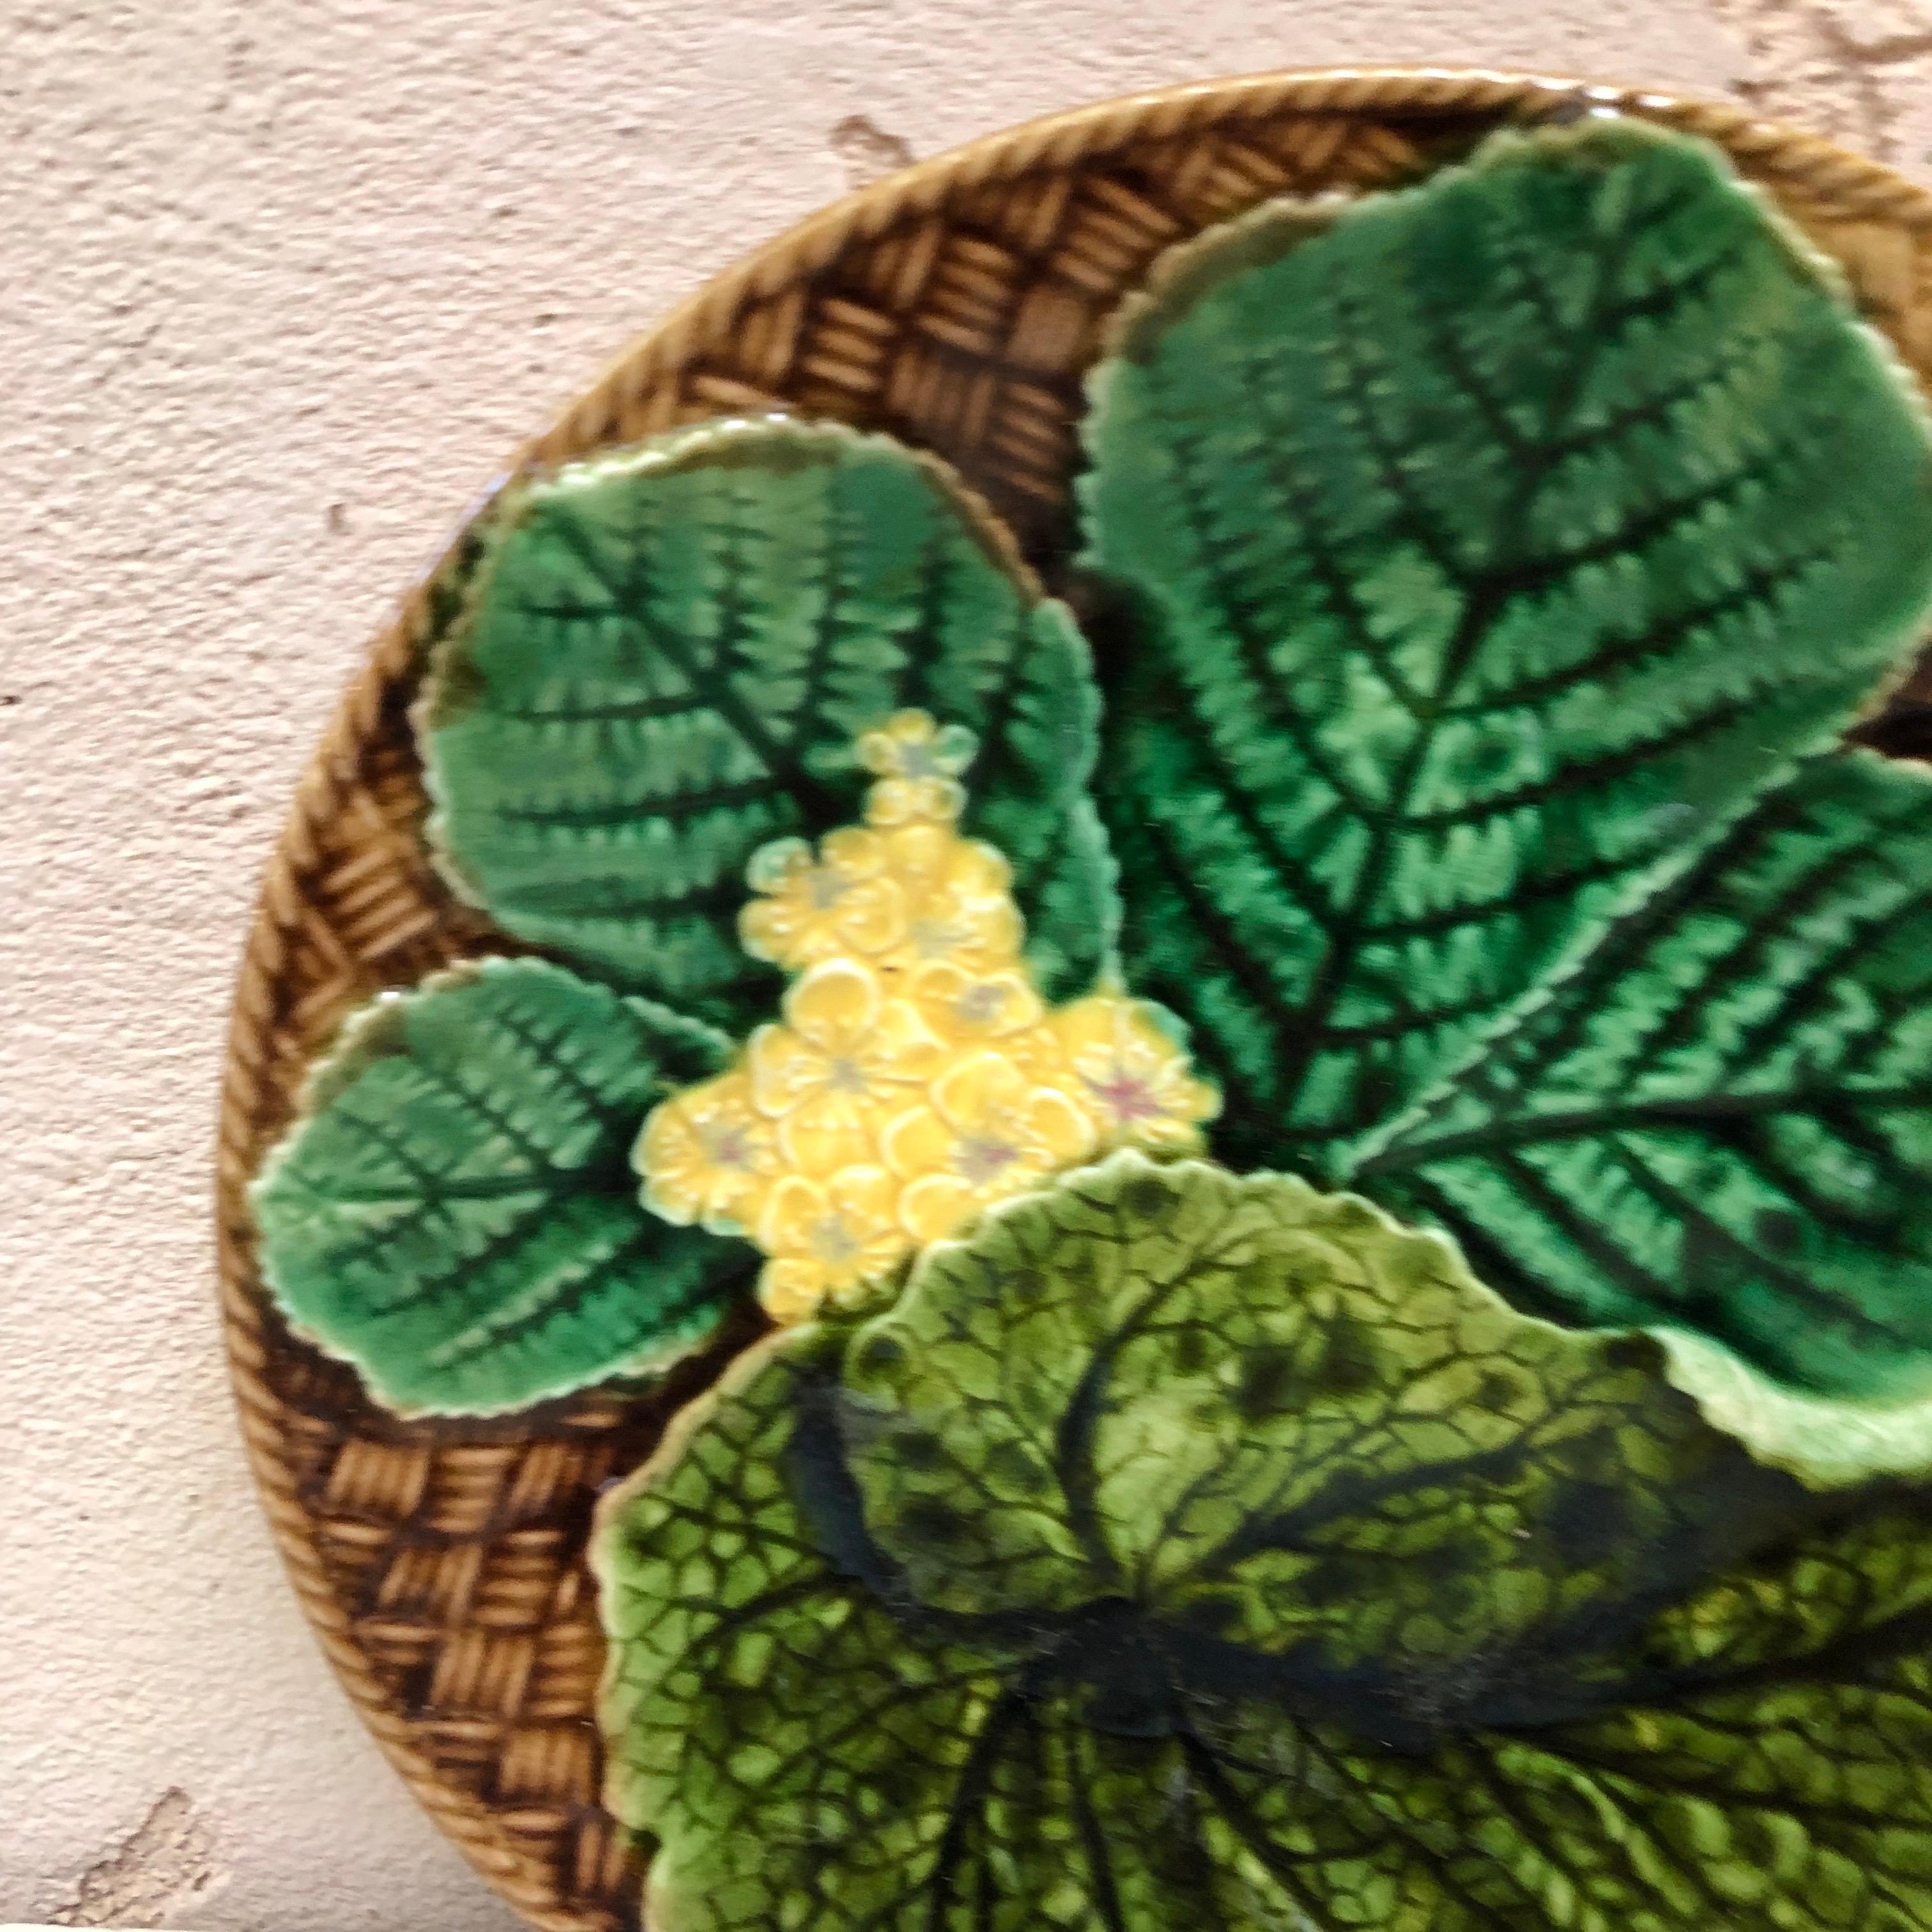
[245,113,1932,1931]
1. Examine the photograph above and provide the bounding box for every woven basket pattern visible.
[215,69,1932,1932]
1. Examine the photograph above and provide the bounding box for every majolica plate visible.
[218,68,1932,1932]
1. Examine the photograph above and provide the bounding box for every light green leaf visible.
[594,1288,1331,1932]
[1354,749,1932,1469]
[594,1155,1932,1931]
[1187,1496,1932,1932]
[252,958,753,1414]
[593,1325,1037,1932]
[838,1153,1797,1702]
[1079,118,1932,1170]
[420,418,1115,1031]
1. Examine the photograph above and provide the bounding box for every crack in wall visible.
[49,1789,226,1929]
[1712,0,1932,162]
[829,113,915,188]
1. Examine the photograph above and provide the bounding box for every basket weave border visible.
[213,65,1932,1932]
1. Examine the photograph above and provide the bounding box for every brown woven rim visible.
[213,66,1932,1932]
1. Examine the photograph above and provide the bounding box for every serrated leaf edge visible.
[411,413,1094,962]
[588,1315,832,1825]
[1655,1325,1932,1485]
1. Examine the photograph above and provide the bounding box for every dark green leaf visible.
[593,1154,1932,1932]
[252,958,753,1414]
[1352,747,1932,1475]
[1079,119,1932,1169]
[420,419,1115,1030]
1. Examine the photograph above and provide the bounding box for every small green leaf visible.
[420,418,1116,1030]
[1353,747,1932,1475]
[595,1154,1929,1932]
[252,958,754,1414]
[1079,119,1932,1169]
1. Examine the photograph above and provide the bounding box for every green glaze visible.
[1080,118,1932,1174]
[420,418,1116,1031]
[595,1153,1932,1932]
[252,958,754,1414]
[1354,749,1932,1430]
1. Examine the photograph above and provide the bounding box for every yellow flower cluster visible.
[635,711,1220,1322]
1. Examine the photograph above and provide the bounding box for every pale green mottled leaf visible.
[594,1325,1037,1932]
[1079,118,1932,1169]
[838,1154,1797,1710]
[1186,1496,1932,1932]
[593,1155,1932,1931]
[421,418,1115,1029]
[1355,749,1932,1468]
[252,958,753,1414]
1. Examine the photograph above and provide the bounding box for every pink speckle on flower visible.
[1087,1068,1162,1125]
[953,983,1009,1025]
[825,1055,871,1096]
[956,1137,1020,1186]
[809,1215,863,1266]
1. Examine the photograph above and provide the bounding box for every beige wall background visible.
[2,1,1924,1926]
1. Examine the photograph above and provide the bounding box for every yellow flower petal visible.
[747,1023,822,1117]
[759,1257,827,1323]
[816,875,905,957]
[634,1071,776,1233]
[866,774,967,827]
[931,1050,1030,1133]
[755,1163,909,1317]
[889,894,1023,976]
[899,1172,976,1244]
[946,839,1012,898]
[827,1264,903,1312]
[1004,1022,1071,1087]
[910,962,1043,1044]
[634,1109,700,1223]
[866,997,949,1081]
[855,710,935,776]
[639,1174,702,1227]
[880,1103,953,1180]
[1050,995,1123,1060]
[857,710,975,787]
[1172,1071,1222,1127]
[783,958,882,1053]
[1129,1113,1208,1153]
[737,828,908,970]
[879,822,949,891]
[1022,1087,1099,1167]
[829,1163,898,1228]
[891,829,1013,909]
[836,877,908,956]
[928,723,977,773]
[777,1094,874,1176]
[820,825,891,878]
[758,1174,827,1255]
[737,896,820,968]
[1051,995,1221,1144]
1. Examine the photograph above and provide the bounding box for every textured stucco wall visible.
[1,2,1920,1926]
